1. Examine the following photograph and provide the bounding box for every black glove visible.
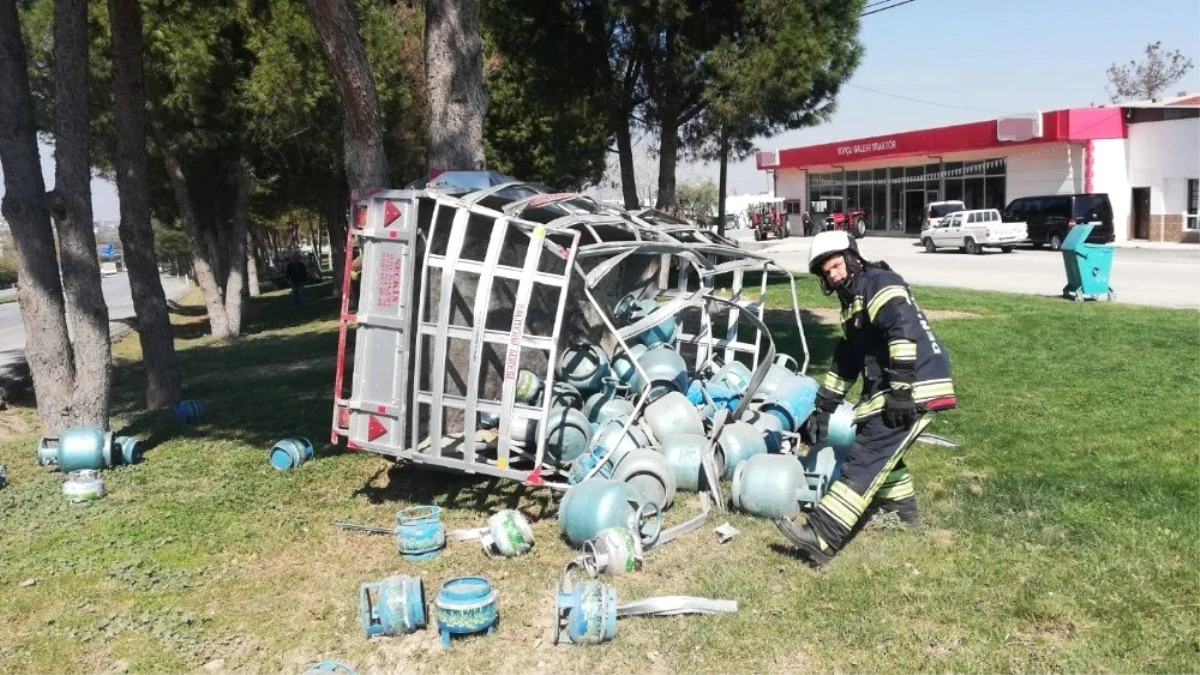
[882,386,921,429]
[801,392,841,445]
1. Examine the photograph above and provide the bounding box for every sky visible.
[2,0,1198,218]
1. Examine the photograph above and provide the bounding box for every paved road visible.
[0,273,189,390]
[729,230,1200,309]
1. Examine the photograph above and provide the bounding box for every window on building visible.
[1188,179,1199,230]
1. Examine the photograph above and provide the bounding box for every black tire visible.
[923,238,936,253]
[1049,233,1064,251]
[1000,246,1013,253]
[754,228,763,241]
[853,217,867,238]
[965,239,982,255]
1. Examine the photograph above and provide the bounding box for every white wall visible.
[1128,117,1200,215]
[1005,143,1083,200]
[1091,138,1131,242]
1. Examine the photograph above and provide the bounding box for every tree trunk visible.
[425,0,487,172]
[223,156,250,336]
[49,0,111,429]
[246,228,261,297]
[304,0,390,194]
[615,119,640,210]
[164,153,231,340]
[323,194,348,298]
[655,113,679,210]
[717,128,728,239]
[0,0,76,435]
[108,0,181,409]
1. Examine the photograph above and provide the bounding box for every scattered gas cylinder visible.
[174,399,204,424]
[359,574,427,638]
[610,344,648,392]
[395,505,446,560]
[557,344,610,395]
[636,344,688,396]
[270,436,314,471]
[758,375,819,432]
[610,448,676,509]
[731,454,808,519]
[615,296,679,347]
[434,577,499,648]
[754,354,800,398]
[583,378,635,426]
[582,526,643,576]
[558,478,662,547]
[507,413,539,445]
[824,402,858,450]
[716,422,768,480]
[742,409,784,453]
[660,434,723,492]
[642,391,704,443]
[685,381,742,418]
[303,661,358,675]
[480,509,535,558]
[113,436,143,465]
[554,577,618,645]
[62,470,106,503]
[799,442,845,503]
[709,359,754,395]
[544,406,592,466]
[568,419,652,483]
[515,369,544,405]
[568,443,619,484]
[36,427,128,472]
[549,381,584,410]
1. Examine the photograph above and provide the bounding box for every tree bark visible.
[304,0,389,194]
[223,155,250,336]
[0,0,76,435]
[164,154,231,340]
[655,113,679,210]
[246,228,261,297]
[615,119,640,210]
[424,0,487,172]
[323,193,348,298]
[109,0,181,409]
[49,0,111,428]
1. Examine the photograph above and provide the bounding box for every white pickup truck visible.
[921,208,1027,254]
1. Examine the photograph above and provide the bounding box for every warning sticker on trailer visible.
[376,252,403,308]
[503,303,528,381]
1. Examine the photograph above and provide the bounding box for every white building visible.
[757,94,1200,243]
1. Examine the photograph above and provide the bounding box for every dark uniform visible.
[783,261,956,564]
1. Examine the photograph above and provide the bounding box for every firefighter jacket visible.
[819,264,956,419]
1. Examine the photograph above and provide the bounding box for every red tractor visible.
[821,196,868,238]
[752,200,789,241]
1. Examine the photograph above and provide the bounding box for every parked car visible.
[1001,193,1114,250]
[924,200,966,230]
[821,196,868,238]
[921,208,1027,254]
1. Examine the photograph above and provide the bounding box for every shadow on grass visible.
[353,462,559,521]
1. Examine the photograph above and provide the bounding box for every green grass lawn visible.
[0,279,1197,674]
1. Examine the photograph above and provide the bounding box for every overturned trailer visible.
[331,173,812,505]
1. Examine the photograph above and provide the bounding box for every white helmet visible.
[807,230,858,275]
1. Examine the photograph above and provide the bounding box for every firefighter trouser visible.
[807,411,935,552]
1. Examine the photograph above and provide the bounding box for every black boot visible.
[866,496,922,527]
[774,517,835,568]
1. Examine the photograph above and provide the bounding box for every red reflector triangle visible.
[367,416,387,441]
[383,201,402,227]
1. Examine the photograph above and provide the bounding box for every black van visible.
[1001,193,1115,249]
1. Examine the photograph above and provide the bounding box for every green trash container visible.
[1060,224,1116,301]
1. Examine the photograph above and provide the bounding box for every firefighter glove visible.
[882,386,921,429]
[801,391,842,445]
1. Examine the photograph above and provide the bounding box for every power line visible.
[861,0,897,10]
[844,83,1009,114]
[861,0,917,17]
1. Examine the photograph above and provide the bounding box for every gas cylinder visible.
[549,381,584,410]
[174,399,205,424]
[395,505,446,560]
[583,377,635,426]
[709,359,754,394]
[544,406,592,466]
[434,577,499,648]
[610,448,676,509]
[554,577,618,646]
[731,454,809,519]
[558,478,662,548]
[824,402,858,450]
[36,427,125,472]
[515,369,544,405]
[614,296,679,347]
[480,509,535,558]
[742,409,785,453]
[635,343,689,396]
[359,575,426,638]
[660,434,723,492]
[269,436,315,471]
[716,422,768,480]
[758,375,819,432]
[582,526,643,576]
[755,354,800,399]
[557,344,610,395]
[610,344,648,393]
[62,470,106,503]
[641,391,705,443]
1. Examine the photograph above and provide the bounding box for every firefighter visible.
[348,247,363,311]
[775,230,957,567]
